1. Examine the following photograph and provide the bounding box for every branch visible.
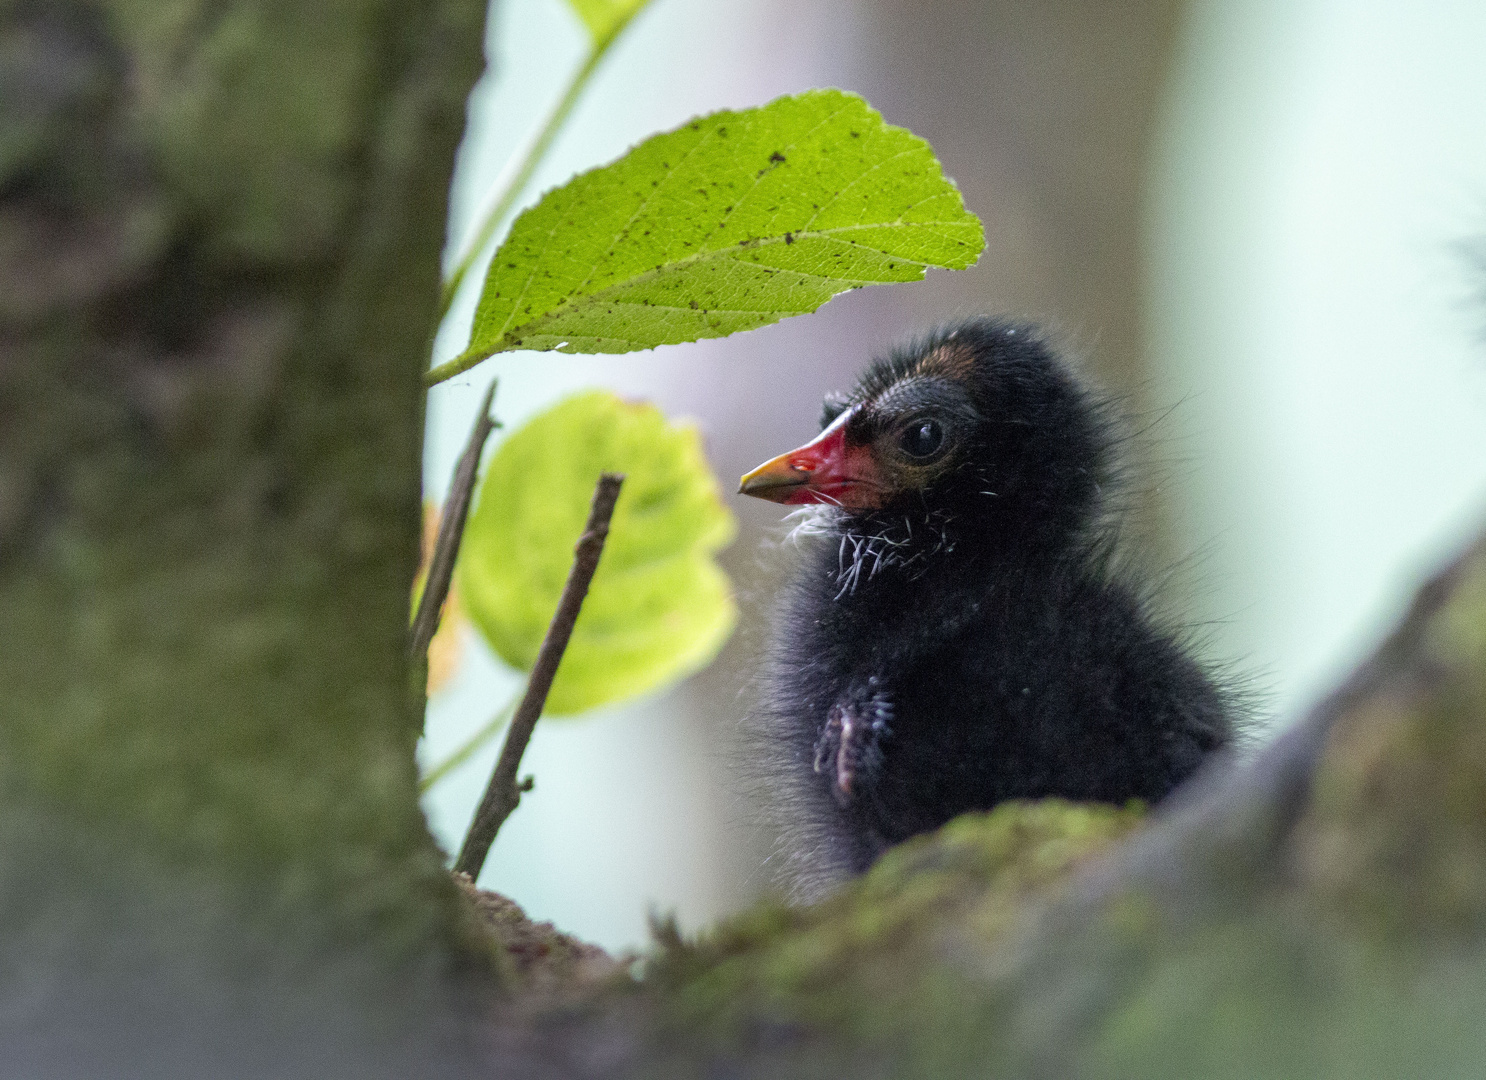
[453,472,625,879]
[410,380,499,664]
[484,525,1486,1078]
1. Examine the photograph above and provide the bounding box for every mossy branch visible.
[476,521,1486,1077]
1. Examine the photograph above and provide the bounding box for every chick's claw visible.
[813,688,892,806]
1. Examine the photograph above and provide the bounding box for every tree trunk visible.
[0,2,495,1074]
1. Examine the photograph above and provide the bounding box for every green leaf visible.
[458,391,737,715]
[446,89,984,375]
[565,0,650,43]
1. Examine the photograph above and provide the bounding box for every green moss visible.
[109,0,371,262]
[1429,550,1486,673]
[644,799,1144,1054]
[1291,544,1486,940]
[1085,905,1486,1080]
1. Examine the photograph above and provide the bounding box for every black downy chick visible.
[740,318,1237,897]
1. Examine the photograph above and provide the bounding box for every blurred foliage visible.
[458,391,736,715]
[565,0,650,43]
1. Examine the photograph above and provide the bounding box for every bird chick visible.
[740,318,1238,898]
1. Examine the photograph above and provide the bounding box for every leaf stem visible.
[453,473,626,880]
[410,379,500,665]
[436,18,635,334]
[419,689,522,794]
[425,345,493,388]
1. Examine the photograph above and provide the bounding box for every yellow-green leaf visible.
[450,89,984,372]
[458,391,736,715]
[565,0,650,43]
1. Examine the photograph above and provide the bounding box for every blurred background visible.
[419,0,1486,952]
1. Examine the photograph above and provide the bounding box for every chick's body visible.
[743,319,1235,896]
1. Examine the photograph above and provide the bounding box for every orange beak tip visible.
[738,454,807,503]
[740,419,881,508]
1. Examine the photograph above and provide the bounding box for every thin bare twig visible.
[453,473,626,879]
[410,380,500,664]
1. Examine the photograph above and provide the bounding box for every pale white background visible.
[1149,0,1486,720]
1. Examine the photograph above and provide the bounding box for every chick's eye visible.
[899,419,944,459]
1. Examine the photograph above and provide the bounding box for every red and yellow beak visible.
[738,410,883,509]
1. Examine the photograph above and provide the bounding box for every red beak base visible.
[738,411,883,510]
